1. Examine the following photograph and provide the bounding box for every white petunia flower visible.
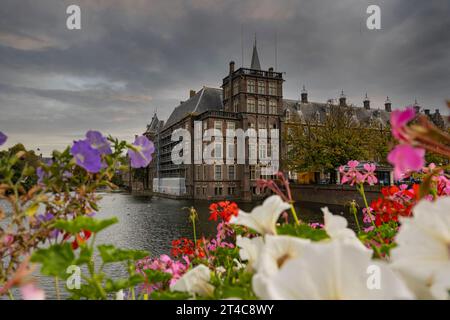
[229,195,291,235]
[256,235,310,275]
[115,290,124,300]
[322,207,369,252]
[430,268,450,300]
[252,235,310,298]
[236,235,264,271]
[170,264,214,297]
[255,241,414,300]
[391,197,450,300]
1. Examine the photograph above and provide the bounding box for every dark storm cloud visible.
[0,0,449,154]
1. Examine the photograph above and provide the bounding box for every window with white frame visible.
[228,165,235,180]
[227,143,235,159]
[259,144,267,160]
[269,100,277,114]
[247,79,255,93]
[249,143,257,162]
[247,98,256,113]
[214,165,222,180]
[258,81,265,94]
[269,82,277,95]
[214,142,222,159]
[258,99,266,114]
[227,122,235,130]
[214,121,222,131]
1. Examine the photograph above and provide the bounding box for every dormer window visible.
[286,110,291,121]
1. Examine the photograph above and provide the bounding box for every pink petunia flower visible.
[20,283,45,300]
[390,107,416,142]
[340,160,365,185]
[363,163,378,185]
[387,144,425,181]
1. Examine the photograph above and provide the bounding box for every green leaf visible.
[143,269,172,283]
[68,284,98,300]
[31,243,75,278]
[75,245,93,265]
[104,274,145,292]
[54,216,118,234]
[97,244,149,263]
[277,223,329,241]
[151,291,191,300]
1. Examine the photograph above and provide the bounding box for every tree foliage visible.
[284,105,392,173]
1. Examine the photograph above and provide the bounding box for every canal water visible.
[2,192,351,299]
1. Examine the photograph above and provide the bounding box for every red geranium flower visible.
[63,229,92,250]
[208,201,238,222]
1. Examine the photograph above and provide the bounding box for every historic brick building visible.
[133,42,446,201]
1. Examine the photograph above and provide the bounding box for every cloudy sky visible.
[0,0,449,155]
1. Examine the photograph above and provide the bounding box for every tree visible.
[284,105,393,176]
[0,143,41,190]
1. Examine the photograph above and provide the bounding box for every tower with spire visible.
[363,93,370,110]
[384,97,392,112]
[221,35,284,199]
[250,35,261,70]
[301,85,308,104]
[222,35,284,115]
[339,90,346,106]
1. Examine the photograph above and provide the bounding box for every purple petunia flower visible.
[71,140,102,173]
[0,131,7,146]
[127,135,155,168]
[86,130,112,155]
[36,167,46,184]
[37,212,54,223]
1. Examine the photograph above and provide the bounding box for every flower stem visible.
[8,290,14,300]
[349,202,361,232]
[290,203,300,225]
[357,184,376,228]
[192,218,197,244]
[54,276,61,300]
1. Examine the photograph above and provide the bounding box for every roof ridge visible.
[192,87,206,113]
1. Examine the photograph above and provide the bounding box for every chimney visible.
[339,90,346,106]
[435,109,440,114]
[384,96,392,112]
[301,85,308,104]
[189,90,196,98]
[229,61,235,74]
[424,109,430,116]
[413,99,420,113]
[363,93,370,110]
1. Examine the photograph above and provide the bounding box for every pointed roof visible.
[250,35,261,70]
